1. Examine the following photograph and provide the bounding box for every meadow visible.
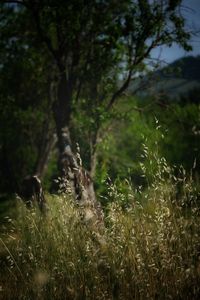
[1,165,200,300]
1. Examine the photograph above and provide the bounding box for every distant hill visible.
[128,56,200,99]
[162,56,200,81]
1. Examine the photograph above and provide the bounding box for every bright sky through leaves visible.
[152,0,200,63]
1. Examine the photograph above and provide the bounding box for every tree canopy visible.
[0,0,192,196]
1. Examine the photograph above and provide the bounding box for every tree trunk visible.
[34,129,56,178]
[20,175,47,213]
[53,75,103,221]
[34,79,57,178]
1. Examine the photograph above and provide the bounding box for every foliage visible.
[0,0,192,194]
[157,103,200,172]
[0,4,55,192]
[93,92,200,199]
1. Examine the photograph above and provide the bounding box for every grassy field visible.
[0,173,200,300]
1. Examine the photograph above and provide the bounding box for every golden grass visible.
[1,174,200,300]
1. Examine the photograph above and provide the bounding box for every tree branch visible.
[29,5,61,68]
[107,33,162,111]
[3,0,64,72]
[107,69,133,110]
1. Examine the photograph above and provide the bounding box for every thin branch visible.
[107,68,133,110]
[4,0,64,71]
[74,35,94,103]
[107,36,160,111]
[29,6,60,67]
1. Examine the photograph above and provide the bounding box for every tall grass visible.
[1,164,200,299]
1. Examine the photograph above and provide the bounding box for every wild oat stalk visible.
[1,154,200,299]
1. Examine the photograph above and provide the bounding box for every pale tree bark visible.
[52,74,103,221]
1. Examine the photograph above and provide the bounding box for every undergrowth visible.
[0,145,200,299]
[1,176,200,299]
